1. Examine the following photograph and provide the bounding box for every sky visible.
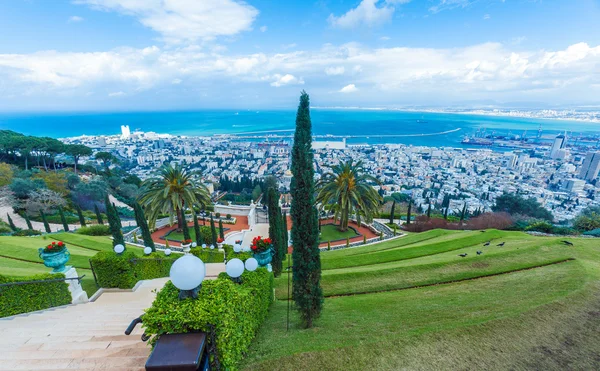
[0,0,599,111]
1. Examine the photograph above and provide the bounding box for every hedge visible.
[76,225,111,236]
[0,273,71,318]
[223,244,252,262]
[190,247,225,263]
[142,269,274,370]
[89,251,176,289]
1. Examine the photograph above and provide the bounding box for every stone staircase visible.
[1,263,226,370]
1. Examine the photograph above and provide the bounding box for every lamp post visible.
[226,258,244,283]
[114,244,125,255]
[170,255,205,299]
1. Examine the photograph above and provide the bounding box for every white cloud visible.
[483,14,491,20]
[325,66,345,76]
[270,74,304,87]
[380,36,391,41]
[429,0,475,13]
[339,84,358,93]
[260,25,267,32]
[76,0,258,43]
[68,16,85,23]
[108,91,125,97]
[328,0,394,29]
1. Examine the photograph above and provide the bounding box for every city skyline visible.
[0,0,599,111]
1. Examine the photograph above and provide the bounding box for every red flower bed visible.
[251,236,272,253]
[42,241,66,254]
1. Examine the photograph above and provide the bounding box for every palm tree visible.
[316,160,382,232]
[137,164,211,229]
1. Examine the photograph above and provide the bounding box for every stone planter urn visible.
[253,247,274,267]
[181,243,191,253]
[39,247,71,273]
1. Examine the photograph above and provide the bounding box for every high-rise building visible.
[579,152,600,181]
[550,133,567,158]
[120,125,131,139]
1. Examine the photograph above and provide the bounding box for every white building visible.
[121,125,131,140]
[313,138,346,150]
[579,151,600,181]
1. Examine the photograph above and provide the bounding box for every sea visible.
[1,109,599,149]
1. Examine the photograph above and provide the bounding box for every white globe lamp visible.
[170,255,205,299]
[233,244,241,253]
[164,248,172,256]
[226,258,245,281]
[144,246,152,255]
[114,244,125,254]
[245,257,258,272]
[191,242,197,248]
[209,244,214,250]
[202,244,207,249]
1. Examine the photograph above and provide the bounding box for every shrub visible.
[215,212,221,219]
[142,269,274,370]
[190,247,225,263]
[223,244,252,262]
[583,228,600,237]
[76,224,111,236]
[12,229,42,236]
[0,273,71,318]
[89,251,177,289]
[524,221,554,234]
[226,214,232,219]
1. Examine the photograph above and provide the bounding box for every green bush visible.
[190,247,225,263]
[0,225,12,234]
[76,225,111,236]
[142,269,274,370]
[0,273,71,318]
[583,228,600,237]
[12,229,42,236]
[226,214,232,219]
[89,251,177,289]
[223,244,252,262]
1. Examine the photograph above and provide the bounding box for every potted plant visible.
[217,237,224,249]
[38,241,71,273]
[181,238,193,253]
[250,236,273,267]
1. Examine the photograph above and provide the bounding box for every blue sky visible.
[0,0,599,111]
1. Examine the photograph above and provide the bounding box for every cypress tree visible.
[134,203,154,250]
[40,211,51,233]
[105,195,124,248]
[181,209,191,242]
[76,205,86,227]
[406,200,412,226]
[444,206,449,220]
[218,219,225,240]
[460,203,467,223]
[58,207,69,232]
[267,186,284,276]
[7,214,17,231]
[94,204,104,225]
[24,213,33,230]
[427,203,432,219]
[210,215,217,247]
[290,91,323,328]
[363,234,367,244]
[112,202,122,229]
[389,200,396,224]
[193,211,202,246]
[346,237,350,247]
[282,211,289,248]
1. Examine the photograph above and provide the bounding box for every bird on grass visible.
[497,242,505,247]
[459,253,468,257]
[477,251,483,255]
[483,241,490,246]
[561,241,574,246]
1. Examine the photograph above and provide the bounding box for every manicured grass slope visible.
[319,224,359,243]
[245,230,600,370]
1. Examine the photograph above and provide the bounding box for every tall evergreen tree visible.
[94,204,104,225]
[76,205,86,227]
[427,203,432,219]
[460,203,467,222]
[112,202,122,229]
[134,203,155,250]
[40,211,51,233]
[7,214,17,231]
[58,206,69,232]
[389,200,396,224]
[193,211,202,246]
[290,91,323,328]
[218,219,225,240]
[24,213,33,230]
[267,186,285,276]
[444,206,449,220]
[180,209,191,241]
[210,215,217,246]
[282,211,289,247]
[105,195,124,248]
[406,200,412,226]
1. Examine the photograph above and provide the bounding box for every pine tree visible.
[210,215,217,247]
[282,211,289,248]
[181,209,191,241]
[406,200,412,225]
[94,204,104,225]
[76,205,86,227]
[7,214,17,231]
[427,203,432,219]
[389,200,396,224]
[105,195,124,248]
[193,211,202,246]
[24,213,33,230]
[58,207,69,232]
[40,211,51,233]
[267,186,284,276]
[218,219,225,240]
[290,91,323,328]
[134,203,154,250]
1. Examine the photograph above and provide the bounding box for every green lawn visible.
[319,224,359,243]
[0,234,146,297]
[244,230,600,370]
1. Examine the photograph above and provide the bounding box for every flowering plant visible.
[182,239,193,245]
[251,236,272,253]
[217,237,224,243]
[42,241,66,254]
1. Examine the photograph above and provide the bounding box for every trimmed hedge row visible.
[223,244,252,262]
[89,251,177,289]
[190,247,225,263]
[142,268,274,370]
[0,273,71,318]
